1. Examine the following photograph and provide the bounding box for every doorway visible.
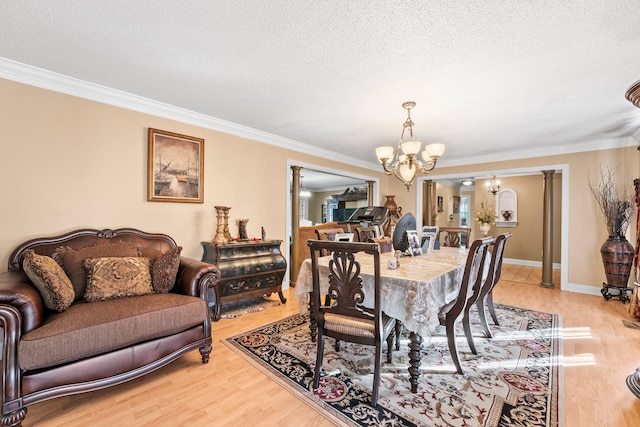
[417,164,569,291]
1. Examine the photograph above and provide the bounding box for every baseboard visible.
[563,282,605,296]
[504,258,561,270]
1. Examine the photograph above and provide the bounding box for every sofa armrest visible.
[0,271,45,334]
[173,257,220,299]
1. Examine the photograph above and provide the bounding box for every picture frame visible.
[406,230,422,256]
[147,128,204,203]
[437,196,443,212]
[421,226,439,253]
[453,196,461,213]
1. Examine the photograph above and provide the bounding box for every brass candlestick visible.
[213,206,228,244]
[223,207,232,242]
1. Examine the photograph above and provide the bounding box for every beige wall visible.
[1,77,638,293]
[0,79,384,286]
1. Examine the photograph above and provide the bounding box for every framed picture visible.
[406,230,422,256]
[421,226,439,252]
[437,196,443,212]
[147,128,204,203]
[453,196,461,213]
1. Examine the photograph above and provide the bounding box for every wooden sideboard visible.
[201,240,287,321]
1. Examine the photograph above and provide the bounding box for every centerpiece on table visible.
[475,202,497,237]
[587,165,635,302]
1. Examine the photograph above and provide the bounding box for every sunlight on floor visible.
[561,353,597,367]
[560,326,593,339]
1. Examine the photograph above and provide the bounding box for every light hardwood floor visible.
[22,265,640,426]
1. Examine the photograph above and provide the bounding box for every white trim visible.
[503,258,562,270]
[0,57,379,172]
[436,137,637,167]
[1,57,635,172]
[563,283,605,297]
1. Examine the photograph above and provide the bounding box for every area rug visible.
[223,304,563,426]
[218,297,282,319]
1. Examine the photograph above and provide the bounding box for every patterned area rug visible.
[223,304,563,426]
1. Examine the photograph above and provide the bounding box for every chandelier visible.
[486,176,500,195]
[375,101,445,190]
[299,176,311,198]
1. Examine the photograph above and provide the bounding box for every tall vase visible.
[383,195,398,237]
[601,235,635,288]
[480,222,491,237]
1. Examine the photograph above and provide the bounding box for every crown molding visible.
[437,136,639,168]
[1,56,635,172]
[0,57,379,172]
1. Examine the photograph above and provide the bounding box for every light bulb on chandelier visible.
[375,101,445,191]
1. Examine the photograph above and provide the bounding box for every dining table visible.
[294,246,469,393]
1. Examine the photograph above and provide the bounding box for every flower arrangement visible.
[475,202,497,225]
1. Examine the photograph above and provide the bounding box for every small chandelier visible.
[299,176,311,198]
[486,176,500,195]
[375,101,445,190]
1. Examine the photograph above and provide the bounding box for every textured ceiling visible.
[1,0,640,173]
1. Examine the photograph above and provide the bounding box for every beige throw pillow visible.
[54,242,142,301]
[82,257,153,302]
[22,249,75,312]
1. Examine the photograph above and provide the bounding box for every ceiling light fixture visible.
[462,179,473,186]
[375,101,445,191]
[299,176,311,198]
[486,176,500,195]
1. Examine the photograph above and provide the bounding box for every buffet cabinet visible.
[201,240,287,321]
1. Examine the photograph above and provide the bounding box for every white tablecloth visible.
[294,247,468,338]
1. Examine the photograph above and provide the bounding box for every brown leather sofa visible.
[0,228,220,427]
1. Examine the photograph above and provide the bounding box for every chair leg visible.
[313,335,325,389]
[476,298,493,338]
[386,333,394,363]
[372,344,382,406]
[446,321,464,374]
[487,292,499,325]
[394,320,402,351]
[462,312,477,355]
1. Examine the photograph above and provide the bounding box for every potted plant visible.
[587,165,636,301]
[475,202,497,237]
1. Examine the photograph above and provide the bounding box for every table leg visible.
[408,332,423,393]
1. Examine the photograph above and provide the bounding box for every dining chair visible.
[308,240,398,406]
[476,232,512,338]
[438,236,494,374]
[354,225,379,242]
[314,227,346,258]
[438,227,471,248]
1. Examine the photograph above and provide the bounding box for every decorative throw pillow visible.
[22,249,75,312]
[150,246,182,293]
[54,242,142,301]
[82,257,153,303]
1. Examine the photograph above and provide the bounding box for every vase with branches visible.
[587,165,636,301]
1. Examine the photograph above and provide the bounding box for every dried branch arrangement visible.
[587,165,635,236]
